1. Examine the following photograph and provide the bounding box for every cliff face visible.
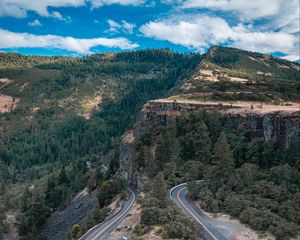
[42,189,98,240]
[119,100,300,189]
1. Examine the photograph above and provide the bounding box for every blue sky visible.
[0,0,299,61]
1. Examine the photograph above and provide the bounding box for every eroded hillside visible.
[179,46,300,102]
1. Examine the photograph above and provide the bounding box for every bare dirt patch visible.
[122,131,135,144]
[248,56,262,64]
[141,226,163,240]
[191,65,249,84]
[158,98,300,115]
[0,78,12,91]
[59,92,103,119]
[205,212,274,240]
[2,212,19,240]
[20,82,29,92]
[256,71,272,77]
[79,95,102,119]
[0,94,19,113]
[107,203,141,240]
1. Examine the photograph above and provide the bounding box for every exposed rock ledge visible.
[119,99,300,189]
[42,189,97,240]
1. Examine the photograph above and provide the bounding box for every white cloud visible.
[50,11,72,22]
[140,15,299,60]
[0,29,139,54]
[0,0,144,19]
[180,0,281,19]
[28,19,42,27]
[107,19,135,34]
[179,0,300,36]
[157,0,299,60]
[88,0,144,8]
[0,0,85,18]
[51,11,64,20]
[282,54,300,62]
[140,16,231,51]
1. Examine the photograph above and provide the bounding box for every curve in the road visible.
[170,183,229,240]
[80,188,136,240]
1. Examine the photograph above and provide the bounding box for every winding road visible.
[80,188,136,240]
[170,182,238,240]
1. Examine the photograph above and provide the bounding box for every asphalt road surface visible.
[80,188,136,240]
[170,183,236,240]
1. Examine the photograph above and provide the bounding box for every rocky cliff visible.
[119,99,300,189]
[42,189,98,240]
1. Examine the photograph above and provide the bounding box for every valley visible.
[0,47,299,240]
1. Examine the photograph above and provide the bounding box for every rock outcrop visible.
[42,189,98,240]
[119,99,300,189]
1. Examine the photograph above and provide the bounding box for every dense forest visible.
[132,110,300,239]
[0,49,201,239]
[0,47,299,239]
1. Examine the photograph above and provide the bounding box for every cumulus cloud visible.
[0,0,144,18]
[140,15,299,61]
[179,0,300,35]
[156,0,299,60]
[0,0,85,18]
[28,19,42,27]
[0,29,139,54]
[180,0,281,19]
[107,19,136,34]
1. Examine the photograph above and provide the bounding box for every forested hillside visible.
[0,49,201,239]
[131,110,300,239]
[120,47,300,240]
[0,47,299,240]
[178,46,300,102]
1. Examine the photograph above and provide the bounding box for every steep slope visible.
[0,46,299,239]
[0,49,201,239]
[118,48,300,239]
[178,46,300,102]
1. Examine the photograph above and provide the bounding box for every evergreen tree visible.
[58,166,69,186]
[169,138,182,166]
[151,172,168,208]
[163,161,177,186]
[194,121,212,163]
[209,132,234,187]
[144,145,158,178]
[188,181,199,200]
[156,136,168,169]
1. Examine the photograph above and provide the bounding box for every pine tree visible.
[151,172,167,208]
[144,146,158,178]
[156,136,168,169]
[182,121,212,162]
[188,180,198,200]
[194,121,212,163]
[169,138,182,166]
[163,161,177,186]
[210,132,234,186]
[58,166,69,186]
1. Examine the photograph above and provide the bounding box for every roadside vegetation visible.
[133,110,300,239]
[132,172,200,240]
[0,47,299,239]
[0,49,201,239]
